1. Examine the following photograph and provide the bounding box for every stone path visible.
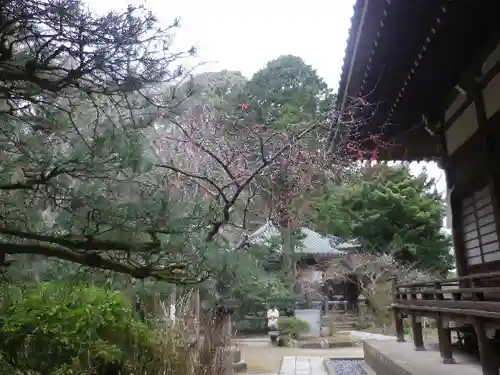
[278,356,327,375]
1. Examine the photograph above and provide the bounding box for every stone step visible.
[326,318,359,322]
[323,315,359,320]
[323,319,359,325]
[323,318,359,322]
[326,313,358,316]
[331,324,358,329]
[331,321,358,324]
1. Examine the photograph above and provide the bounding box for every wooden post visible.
[393,309,405,343]
[474,317,498,375]
[391,276,405,342]
[410,291,424,351]
[436,314,455,364]
[433,282,455,364]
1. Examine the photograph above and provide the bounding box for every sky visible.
[86,0,447,208]
[86,0,355,89]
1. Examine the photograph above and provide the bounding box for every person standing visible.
[267,306,279,329]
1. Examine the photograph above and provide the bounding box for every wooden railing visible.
[391,272,500,375]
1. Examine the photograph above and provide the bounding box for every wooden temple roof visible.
[335,0,500,161]
[245,220,360,257]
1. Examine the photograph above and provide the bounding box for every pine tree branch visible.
[0,242,207,284]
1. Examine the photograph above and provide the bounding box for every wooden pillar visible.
[436,314,455,364]
[435,283,453,362]
[437,108,469,282]
[410,292,424,351]
[393,309,405,343]
[474,317,498,375]
[434,282,455,364]
[391,276,405,342]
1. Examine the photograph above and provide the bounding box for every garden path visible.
[278,356,326,375]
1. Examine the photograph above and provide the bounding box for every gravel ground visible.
[240,345,362,373]
[331,360,367,375]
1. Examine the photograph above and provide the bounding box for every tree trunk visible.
[281,226,294,276]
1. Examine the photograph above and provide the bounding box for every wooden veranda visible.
[392,273,500,375]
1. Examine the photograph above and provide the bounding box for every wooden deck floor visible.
[364,339,483,375]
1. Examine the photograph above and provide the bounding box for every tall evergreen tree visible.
[312,165,453,273]
[237,55,334,131]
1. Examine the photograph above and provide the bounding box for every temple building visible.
[336,1,500,374]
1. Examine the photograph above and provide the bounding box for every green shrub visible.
[278,316,309,339]
[0,283,230,375]
[0,283,159,375]
[233,316,267,334]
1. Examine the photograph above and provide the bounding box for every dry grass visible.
[113,310,228,375]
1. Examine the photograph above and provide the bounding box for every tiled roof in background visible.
[247,220,360,256]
